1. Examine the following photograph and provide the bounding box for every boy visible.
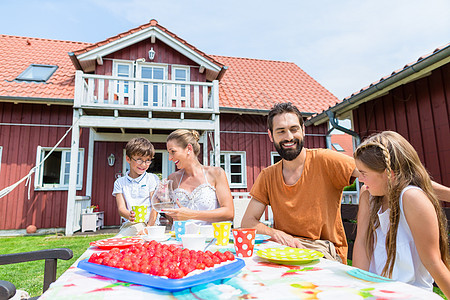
[113,137,160,236]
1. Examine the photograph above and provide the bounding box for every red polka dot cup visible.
[232,228,256,257]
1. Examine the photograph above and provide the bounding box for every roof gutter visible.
[305,44,450,127]
[0,95,73,104]
[68,52,83,71]
[219,106,315,117]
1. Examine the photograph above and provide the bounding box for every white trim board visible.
[77,27,221,73]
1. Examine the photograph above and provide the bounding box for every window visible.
[16,64,58,82]
[332,143,345,152]
[113,61,133,95]
[210,151,246,188]
[35,147,84,190]
[271,151,281,165]
[172,66,190,103]
[137,64,167,106]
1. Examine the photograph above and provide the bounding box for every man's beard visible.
[274,138,304,161]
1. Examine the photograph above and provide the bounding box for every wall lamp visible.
[108,154,115,167]
[148,47,155,60]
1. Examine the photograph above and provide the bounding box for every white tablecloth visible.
[40,240,441,299]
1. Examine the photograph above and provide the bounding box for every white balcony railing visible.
[73,71,219,113]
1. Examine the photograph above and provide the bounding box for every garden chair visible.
[0,248,73,299]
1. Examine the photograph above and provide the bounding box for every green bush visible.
[344,181,357,191]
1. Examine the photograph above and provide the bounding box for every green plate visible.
[256,247,323,265]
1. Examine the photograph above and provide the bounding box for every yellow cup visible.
[212,222,232,245]
[132,205,147,223]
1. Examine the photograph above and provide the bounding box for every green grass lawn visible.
[0,233,114,298]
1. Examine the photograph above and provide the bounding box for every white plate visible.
[141,234,171,242]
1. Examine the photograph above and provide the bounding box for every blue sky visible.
[1,0,449,100]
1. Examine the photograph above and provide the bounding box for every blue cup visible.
[174,221,187,241]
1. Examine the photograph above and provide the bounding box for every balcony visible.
[73,71,220,129]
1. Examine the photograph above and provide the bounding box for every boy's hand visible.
[129,210,136,222]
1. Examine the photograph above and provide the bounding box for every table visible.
[81,211,104,232]
[39,240,441,300]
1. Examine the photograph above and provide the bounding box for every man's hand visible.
[271,229,304,248]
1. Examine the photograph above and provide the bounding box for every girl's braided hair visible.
[354,131,449,277]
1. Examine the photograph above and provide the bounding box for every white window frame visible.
[16,64,58,82]
[271,151,281,165]
[210,151,247,188]
[113,60,134,97]
[136,62,168,107]
[34,147,84,191]
[0,146,2,174]
[171,65,190,104]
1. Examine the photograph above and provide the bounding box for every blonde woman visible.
[163,129,234,225]
[353,131,450,296]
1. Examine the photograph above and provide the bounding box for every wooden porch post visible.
[214,115,220,167]
[212,80,220,167]
[86,128,95,198]
[65,72,84,236]
[201,132,208,166]
[65,109,80,236]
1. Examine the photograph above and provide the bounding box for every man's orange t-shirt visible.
[250,148,355,262]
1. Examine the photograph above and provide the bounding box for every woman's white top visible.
[369,185,433,290]
[173,168,219,225]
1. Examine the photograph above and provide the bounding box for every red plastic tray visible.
[89,237,143,250]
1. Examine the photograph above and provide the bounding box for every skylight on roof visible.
[332,143,345,152]
[16,64,58,82]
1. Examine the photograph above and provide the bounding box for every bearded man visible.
[241,102,358,263]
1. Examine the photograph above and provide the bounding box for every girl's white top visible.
[173,167,219,225]
[369,185,433,290]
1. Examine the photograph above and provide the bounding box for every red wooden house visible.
[306,43,450,203]
[0,20,339,235]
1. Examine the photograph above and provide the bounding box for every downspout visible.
[326,110,361,202]
[325,110,361,150]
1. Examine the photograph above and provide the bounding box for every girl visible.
[162,129,234,225]
[353,131,450,297]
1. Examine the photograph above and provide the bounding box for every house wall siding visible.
[353,63,450,192]
[0,102,89,230]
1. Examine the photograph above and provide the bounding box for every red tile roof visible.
[0,22,339,113]
[330,134,354,157]
[211,55,339,112]
[0,35,89,100]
